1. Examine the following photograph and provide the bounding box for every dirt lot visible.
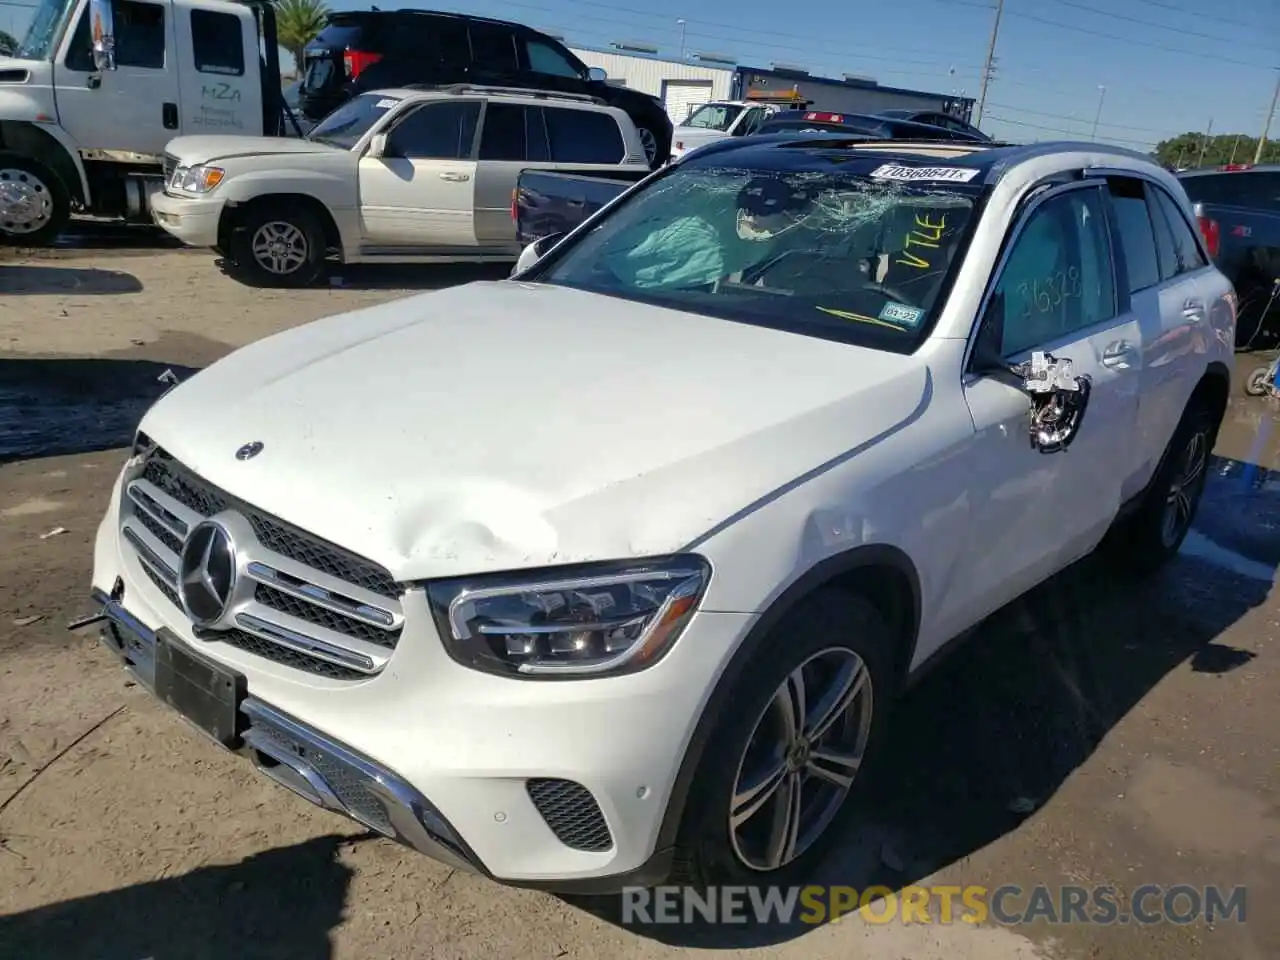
[0,246,1277,960]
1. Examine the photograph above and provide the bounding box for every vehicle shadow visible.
[562,453,1273,948]
[0,833,361,960]
[323,262,513,291]
[0,357,202,464]
[0,264,144,296]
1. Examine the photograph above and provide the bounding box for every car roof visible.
[369,86,615,109]
[679,136,1164,187]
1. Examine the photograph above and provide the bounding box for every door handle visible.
[1182,297,1205,321]
[439,172,471,182]
[162,102,178,130]
[1101,340,1136,368]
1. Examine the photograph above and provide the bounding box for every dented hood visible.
[140,282,927,581]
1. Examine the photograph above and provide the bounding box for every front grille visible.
[119,449,403,679]
[526,778,613,852]
[162,154,178,183]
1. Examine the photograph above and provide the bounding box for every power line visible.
[1128,0,1269,31]
[1005,9,1275,70]
[985,113,1155,148]
[986,101,1185,138]
[1053,0,1279,54]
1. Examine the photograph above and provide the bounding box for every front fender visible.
[0,116,92,205]
[218,170,356,211]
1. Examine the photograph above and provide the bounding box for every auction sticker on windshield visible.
[879,302,925,327]
[869,164,980,183]
[374,98,401,109]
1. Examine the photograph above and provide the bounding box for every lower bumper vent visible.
[526,778,613,852]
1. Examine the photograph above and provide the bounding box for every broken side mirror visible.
[89,0,116,72]
[367,133,388,159]
[512,232,565,276]
[971,295,1092,454]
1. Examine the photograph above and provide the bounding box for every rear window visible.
[545,108,624,164]
[540,165,977,353]
[309,21,369,50]
[1180,171,1280,213]
[305,93,400,149]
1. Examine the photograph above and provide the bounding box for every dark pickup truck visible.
[515,169,651,246]
[1180,165,1280,349]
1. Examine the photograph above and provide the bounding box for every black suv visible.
[298,10,673,167]
[875,109,991,142]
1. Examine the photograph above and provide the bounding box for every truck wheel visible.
[668,588,894,887]
[0,154,70,247]
[228,203,326,288]
[1104,401,1216,576]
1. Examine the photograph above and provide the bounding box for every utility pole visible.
[1090,85,1107,141]
[1229,134,1241,164]
[1196,117,1214,168]
[676,19,687,61]
[974,0,1004,128]
[1255,68,1280,164]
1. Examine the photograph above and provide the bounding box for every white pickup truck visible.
[151,84,651,285]
[89,137,1233,893]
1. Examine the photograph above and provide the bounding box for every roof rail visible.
[404,83,607,106]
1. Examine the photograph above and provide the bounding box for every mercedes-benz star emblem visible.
[179,521,237,627]
[235,441,264,461]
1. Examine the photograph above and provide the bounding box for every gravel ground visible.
[0,249,1276,960]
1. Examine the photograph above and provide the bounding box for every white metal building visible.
[567,45,734,125]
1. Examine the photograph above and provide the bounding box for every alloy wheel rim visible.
[729,646,873,872]
[0,167,53,235]
[251,220,308,275]
[638,127,658,164]
[1161,429,1207,547]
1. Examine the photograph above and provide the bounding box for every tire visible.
[227,202,327,288]
[1243,366,1271,397]
[1105,401,1216,577]
[0,153,71,247]
[669,587,896,887]
[636,125,662,169]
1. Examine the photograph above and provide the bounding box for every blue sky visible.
[2,0,1276,149]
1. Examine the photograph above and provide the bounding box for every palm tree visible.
[274,0,329,72]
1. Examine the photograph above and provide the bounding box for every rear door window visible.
[479,103,550,161]
[525,39,582,78]
[545,108,624,163]
[386,101,481,160]
[1106,177,1161,293]
[469,23,518,72]
[1151,186,1207,275]
[191,10,244,76]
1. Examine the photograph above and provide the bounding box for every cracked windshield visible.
[545,167,974,348]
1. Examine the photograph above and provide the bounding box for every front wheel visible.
[227,202,327,288]
[0,153,71,247]
[1243,366,1272,397]
[670,588,894,887]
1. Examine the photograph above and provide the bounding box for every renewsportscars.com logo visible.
[620,884,1248,926]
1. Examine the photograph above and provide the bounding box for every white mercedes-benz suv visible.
[90,136,1235,892]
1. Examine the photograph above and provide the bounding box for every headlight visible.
[426,555,710,678]
[170,164,225,194]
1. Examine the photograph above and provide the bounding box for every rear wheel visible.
[228,202,327,288]
[669,588,894,886]
[636,125,661,168]
[1105,401,1216,576]
[0,154,70,247]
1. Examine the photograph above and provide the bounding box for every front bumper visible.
[91,481,757,889]
[151,191,225,248]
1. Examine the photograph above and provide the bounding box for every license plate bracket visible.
[154,630,245,748]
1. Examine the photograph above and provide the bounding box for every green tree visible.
[274,0,329,72]
[0,30,18,56]
[1153,131,1280,169]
